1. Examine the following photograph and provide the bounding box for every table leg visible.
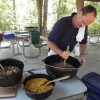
[22,37,41,58]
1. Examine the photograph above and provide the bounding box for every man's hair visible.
[81,5,97,17]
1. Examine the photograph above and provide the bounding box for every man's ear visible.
[78,11,82,16]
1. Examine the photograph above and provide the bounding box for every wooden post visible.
[36,0,43,33]
[76,0,84,11]
[42,0,48,37]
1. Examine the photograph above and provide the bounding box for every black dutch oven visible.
[44,55,81,79]
[23,71,55,100]
[0,58,24,87]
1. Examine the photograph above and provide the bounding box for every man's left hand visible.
[78,54,86,67]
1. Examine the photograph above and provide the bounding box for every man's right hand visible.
[61,51,70,60]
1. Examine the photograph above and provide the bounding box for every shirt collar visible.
[71,12,77,28]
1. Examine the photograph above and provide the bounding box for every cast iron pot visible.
[0,58,24,87]
[23,71,55,100]
[44,55,81,79]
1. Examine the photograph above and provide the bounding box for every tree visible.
[85,2,100,34]
[0,0,15,31]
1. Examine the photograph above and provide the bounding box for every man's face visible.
[75,11,96,28]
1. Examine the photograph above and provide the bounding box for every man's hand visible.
[79,54,86,67]
[61,51,70,60]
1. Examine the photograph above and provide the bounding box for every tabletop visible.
[0,69,87,100]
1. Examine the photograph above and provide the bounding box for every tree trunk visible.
[57,0,61,20]
[13,0,16,30]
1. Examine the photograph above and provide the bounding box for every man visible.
[48,5,97,66]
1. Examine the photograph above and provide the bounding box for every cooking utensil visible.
[0,58,24,87]
[23,71,55,100]
[64,45,69,66]
[45,75,70,85]
[0,64,5,71]
[44,54,81,79]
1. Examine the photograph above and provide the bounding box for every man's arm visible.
[80,44,87,55]
[48,41,63,56]
[48,41,70,59]
[79,44,87,66]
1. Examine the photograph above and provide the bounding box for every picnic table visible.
[89,30,100,44]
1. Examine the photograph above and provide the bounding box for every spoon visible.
[45,75,70,85]
[64,45,69,66]
[0,64,5,71]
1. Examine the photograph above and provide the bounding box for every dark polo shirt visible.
[48,13,87,52]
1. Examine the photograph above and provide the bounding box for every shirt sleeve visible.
[48,19,62,43]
